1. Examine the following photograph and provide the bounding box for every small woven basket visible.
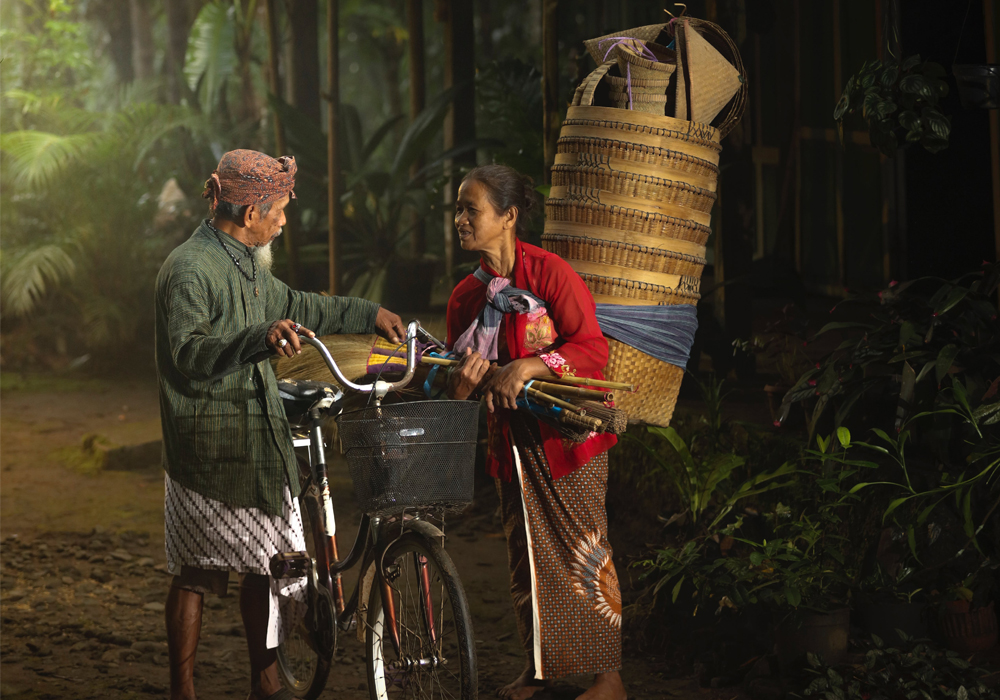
[605,339,685,427]
[545,198,712,246]
[604,74,674,89]
[614,41,675,82]
[542,233,706,278]
[551,164,717,214]
[608,90,669,114]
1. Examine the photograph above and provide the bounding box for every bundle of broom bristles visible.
[273,334,633,443]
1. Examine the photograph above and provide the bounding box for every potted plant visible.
[855,560,929,644]
[953,64,1000,109]
[834,53,950,157]
[940,572,999,654]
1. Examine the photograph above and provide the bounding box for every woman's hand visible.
[446,348,492,400]
[483,357,553,412]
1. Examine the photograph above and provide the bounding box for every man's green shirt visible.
[155,221,378,514]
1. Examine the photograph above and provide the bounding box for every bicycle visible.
[269,320,479,700]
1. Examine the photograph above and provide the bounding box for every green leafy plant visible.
[779,264,1000,443]
[834,53,951,157]
[795,632,1000,700]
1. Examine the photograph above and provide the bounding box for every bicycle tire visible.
[365,530,477,699]
[276,487,335,699]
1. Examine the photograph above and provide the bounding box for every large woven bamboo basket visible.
[545,198,712,245]
[550,164,716,214]
[606,339,686,426]
[555,136,719,190]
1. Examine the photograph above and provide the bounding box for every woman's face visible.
[454,179,515,252]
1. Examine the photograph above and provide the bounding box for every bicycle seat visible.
[278,379,343,425]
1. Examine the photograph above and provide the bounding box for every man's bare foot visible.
[498,664,550,700]
[577,671,627,700]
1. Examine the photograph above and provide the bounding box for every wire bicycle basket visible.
[336,400,479,517]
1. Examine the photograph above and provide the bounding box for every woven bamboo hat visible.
[681,17,747,136]
[680,19,743,126]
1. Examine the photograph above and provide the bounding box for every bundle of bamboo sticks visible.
[272,334,634,438]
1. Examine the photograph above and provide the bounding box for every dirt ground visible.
[0,377,718,700]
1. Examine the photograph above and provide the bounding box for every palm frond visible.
[185,2,237,108]
[0,130,101,188]
[0,244,76,317]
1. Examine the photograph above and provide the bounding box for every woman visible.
[445,165,627,700]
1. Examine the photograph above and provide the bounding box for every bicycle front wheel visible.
[365,531,477,699]
[276,486,335,699]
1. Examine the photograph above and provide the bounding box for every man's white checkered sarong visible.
[164,473,308,648]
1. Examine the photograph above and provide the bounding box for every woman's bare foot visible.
[577,671,627,700]
[498,663,550,700]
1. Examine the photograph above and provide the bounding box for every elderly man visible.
[154,149,405,700]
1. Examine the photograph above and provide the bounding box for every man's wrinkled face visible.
[245,195,290,247]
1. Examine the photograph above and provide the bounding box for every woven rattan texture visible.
[605,339,684,427]
[542,234,706,278]
[577,271,700,304]
[561,115,721,152]
[546,199,712,245]
[551,165,716,214]
[556,137,719,179]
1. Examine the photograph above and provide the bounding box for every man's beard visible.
[255,242,273,271]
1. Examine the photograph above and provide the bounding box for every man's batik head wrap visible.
[202,149,297,211]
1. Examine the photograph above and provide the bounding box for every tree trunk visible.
[265,0,300,287]
[541,0,559,184]
[439,0,476,280]
[130,0,155,81]
[479,0,494,62]
[407,0,427,258]
[287,0,322,126]
[163,0,190,103]
[328,0,341,295]
[89,0,134,84]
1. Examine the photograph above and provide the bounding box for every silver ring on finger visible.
[277,338,288,348]
[292,322,301,333]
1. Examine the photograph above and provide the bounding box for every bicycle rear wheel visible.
[365,531,477,699]
[276,486,336,699]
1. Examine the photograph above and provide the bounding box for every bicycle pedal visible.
[269,551,312,579]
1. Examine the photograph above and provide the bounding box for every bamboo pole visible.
[327,0,340,295]
[542,0,559,184]
[407,0,427,257]
[986,0,1000,308]
[530,381,611,401]
[419,356,637,391]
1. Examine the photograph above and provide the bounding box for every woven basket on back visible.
[605,339,685,426]
[542,233,706,277]
[561,105,722,165]
[576,270,700,305]
[555,136,719,190]
[545,198,712,245]
[550,164,717,214]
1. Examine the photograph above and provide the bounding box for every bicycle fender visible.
[403,519,447,542]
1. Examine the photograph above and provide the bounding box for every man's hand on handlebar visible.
[375,307,407,344]
[266,319,316,358]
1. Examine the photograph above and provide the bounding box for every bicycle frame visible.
[287,319,444,658]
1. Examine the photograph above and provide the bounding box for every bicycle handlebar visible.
[297,319,419,400]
